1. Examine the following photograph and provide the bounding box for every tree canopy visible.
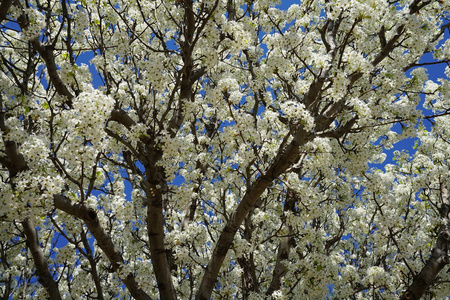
[1,0,450,299]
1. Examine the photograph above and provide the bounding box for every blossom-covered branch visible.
[1,0,450,299]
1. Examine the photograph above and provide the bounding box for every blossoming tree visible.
[1,0,450,299]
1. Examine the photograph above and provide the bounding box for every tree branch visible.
[80,229,105,300]
[22,218,62,300]
[29,37,74,105]
[196,128,314,300]
[266,190,296,296]
[53,195,153,300]
[145,185,177,300]
[372,24,405,66]
[0,0,13,24]
[400,185,450,300]
[0,97,29,177]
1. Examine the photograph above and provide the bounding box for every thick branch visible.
[144,177,177,300]
[110,108,176,300]
[400,186,450,299]
[400,232,449,299]
[53,195,152,300]
[110,108,137,130]
[266,190,296,296]
[29,37,74,104]
[372,25,405,66]
[196,128,313,300]
[409,0,433,14]
[167,0,196,136]
[1,139,28,177]
[0,0,13,23]
[22,218,62,300]
[0,101,29,177]
[237,212,259,299]
[166,1,216,137]
[373,0,434,67]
